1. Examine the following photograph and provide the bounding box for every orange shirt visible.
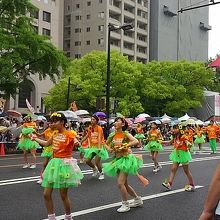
[195,128,203,137]
[52,130,76,158]
[206,125,219,139]
[88,125,105,147]
[23,122,36,129]
[43,128,57,141]
[136,127,143,134]
[148,129,161,141]
[173,135,188,151]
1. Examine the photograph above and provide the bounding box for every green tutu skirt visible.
[135,134,145,139]
[84,146,109,160]
[103,154,143,177]
[194,135,205,144]
[144,141,164,152]
[78,146,87,154]
[42,158,83,188]
[18,138,40,151]
[41,145,53,158]
[169,149,192,164]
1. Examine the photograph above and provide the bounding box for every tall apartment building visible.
[63,0,150,63]
[150,0,210,62]
[7,0,64,113]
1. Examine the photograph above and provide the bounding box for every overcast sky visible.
[209,3,220,58]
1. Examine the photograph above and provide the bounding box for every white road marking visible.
[1,156,220,187]
[43,185,204,220]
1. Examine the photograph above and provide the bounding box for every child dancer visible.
[33,112,83,220]
[81,115,108,180]
[144,122,163,173]
[134,123,145,148]
[18,115,39,168]
[194,125,205,152]
[104,117,143,213]
[162,124,195,192]
[36,121,57,184]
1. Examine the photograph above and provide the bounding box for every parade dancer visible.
[204,120,219,154]
[104,117,144,213]
[162,124,195,192]
[134,123,145,148]
[33,112,83,220]
[194,125,205,152]
[144,122,163,173]
[36,122,57,184]
[17,115,39,169]
[81,115,108,180]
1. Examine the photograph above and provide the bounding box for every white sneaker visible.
[79,159,84,164]
[129,196,143,208]
[98,172,104,180]
[22,164,30,169]
[185,185,195,192]
[117,201,130,213]
[37,179,42,184]
[153,167,158,173]
[29,164,36,169]
[92,167,98,177]
[157,164,162,170]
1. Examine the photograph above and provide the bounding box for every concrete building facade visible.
[63,0,150,63]
[149,0,211,62]
[7,0,64,113]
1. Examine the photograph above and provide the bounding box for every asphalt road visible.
[0,143,219,220]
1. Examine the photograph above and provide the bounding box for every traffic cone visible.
[0,142,5,156]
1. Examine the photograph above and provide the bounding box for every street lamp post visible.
[106,23,133,134]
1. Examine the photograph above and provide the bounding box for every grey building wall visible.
[150,0,210,62]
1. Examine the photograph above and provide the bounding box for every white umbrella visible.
[161,113,171,119]
[137,113,150,118]
[161,113,171,123]
[178,113,190,121]
[195,120,204,125]
[75,110,90,116]
[59,110,79,121]
[82,118,91,123]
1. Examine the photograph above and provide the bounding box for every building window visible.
[42,28,51,36]
[67,5,70,11]
[66,52,70,57]
[75,54,81,59]
[87,1,91,6]
[75,28,81,33]
[99,0,103,3]
[76,4,80,8]
[86,40,90,45]
[98,25,104,31]
[75,41,81,46]
[43,11,51,22]
[86,27,91,32]
[98,12,104,19]
[98,38,104,45]
[64,40,70,50]
[87,14,91,19]
[76,15,81,20]
[30,10,39,19]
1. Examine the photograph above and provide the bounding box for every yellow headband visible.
[50,112,62,118]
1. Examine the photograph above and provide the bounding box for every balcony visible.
[137,39,147,47]
[124,9,135,19]
[109,4,121,14]
[109,17,121,26]
[137,27,147,35]
[123,47,134,56]
[125,0,135,7]
[123,35,134,44]
[110,31,121,40]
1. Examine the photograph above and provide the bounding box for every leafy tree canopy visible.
[0,0,68,97]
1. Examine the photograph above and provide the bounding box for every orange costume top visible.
[185,128,194,143]
[109,131,130,158]
[195,128,203,137]
[43,128,57,141]
[23,122,36,129]
[87,125,105,148]
[52,130,76,158]
[136,127,143,134]
[173,135,189,152]
[205,125,219,139]
[148,129,161,141]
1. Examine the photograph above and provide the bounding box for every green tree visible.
[137,61,214,116]
[44,50,144,116]
[0,0,67,97]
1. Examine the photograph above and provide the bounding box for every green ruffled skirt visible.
[41,145,53,158]
[194,135,206,144]
[42,158,83,188]
[78,146,87,154]
[169,149,192,164]
[84,146,109,160]
[18,138,40,151]
[134,134,145,139]
[103,154,143,177]
[144,141,164,152]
